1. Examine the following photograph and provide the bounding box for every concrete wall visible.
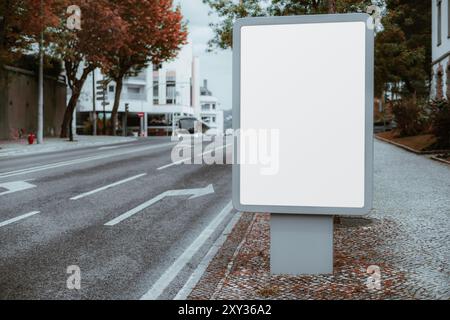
[0,66,67,140]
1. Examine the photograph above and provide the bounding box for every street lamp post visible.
[37,0,44,144]
[92,70,97,136]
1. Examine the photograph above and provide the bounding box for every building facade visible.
[73,42,223,136]
[432,0,450,99]
[200,80,224,135]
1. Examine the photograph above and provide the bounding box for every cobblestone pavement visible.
[189,140,450,300]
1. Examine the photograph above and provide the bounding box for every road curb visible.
[0,137,139,158]
[430,155,450,166]
[375,135,450,155]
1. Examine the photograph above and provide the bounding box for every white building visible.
[432,0,450,99]
[200,80,224,135]
[74,42,222,136]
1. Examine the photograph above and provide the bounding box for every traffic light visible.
[96,80,110,107]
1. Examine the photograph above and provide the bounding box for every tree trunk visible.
[328,0,337,13]
[111,77,123,136]
[60,90,80,139]
[60,67,92,139]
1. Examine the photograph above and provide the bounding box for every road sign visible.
[138,112,145,118]
[232,14,374,275]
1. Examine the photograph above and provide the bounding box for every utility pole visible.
[37,0,44,144]
[92,70,97,136]
[123,103,129,137]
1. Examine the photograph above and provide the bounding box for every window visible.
[109,86,114,93]
[438,0,442,46]
[212,117,216,123]
[166,71,176,104]
[128,87,140,94]
[153,70,159,104]
[212,104,216,110]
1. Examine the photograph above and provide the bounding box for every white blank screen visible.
[240,22,366,208]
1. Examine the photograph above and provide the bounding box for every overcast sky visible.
[176,0,233,110]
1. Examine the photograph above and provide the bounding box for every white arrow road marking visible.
[0,211,40,228]
[104,185,215,226]
[0,181,36,196]
[140,201,234,300]
[70,173,147,200]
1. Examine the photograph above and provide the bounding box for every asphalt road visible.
[0,137,235,299]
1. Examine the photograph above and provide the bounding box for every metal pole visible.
[103,85,106,135]
[37,0,44,144]
[92,70,97,136]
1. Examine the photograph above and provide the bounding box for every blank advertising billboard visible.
[233,14,374,216]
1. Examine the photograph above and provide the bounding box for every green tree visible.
[203,0,374,51]
[202,0,265,51]
[375,0,431,98]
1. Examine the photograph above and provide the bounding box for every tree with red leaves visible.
[0,0,62,65]
[104,0,187,135]
[51,0,127,139]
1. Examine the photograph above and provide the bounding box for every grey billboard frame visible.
[232,13,374,216]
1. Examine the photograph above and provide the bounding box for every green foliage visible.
[202,0,265,50]
[202,0,375,51]
[391,97,427,137]
[375,0,431,98]
[204,0,431,100]
[428,99,450,149]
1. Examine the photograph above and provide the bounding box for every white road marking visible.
[0,211,40,228]
[105,185,215,226]
[0,142,175,179]
[140,201,234,300]
[70,173,147,200]
[0,181,36,196]
[157,144,232,170]
[174,211,241,300]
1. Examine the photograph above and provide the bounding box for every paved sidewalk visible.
[189,140,450,300]
[0,135,137,158]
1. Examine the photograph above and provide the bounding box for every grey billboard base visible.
[271,215,333,275]
[232,14,374,275]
